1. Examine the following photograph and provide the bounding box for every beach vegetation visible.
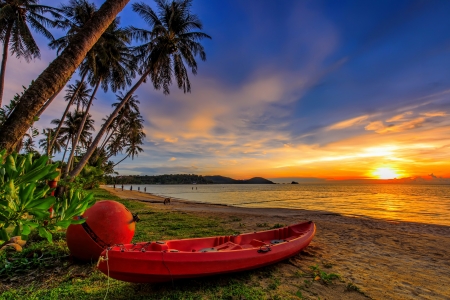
[271,223,285,229]
[309,264,340,285]
[69,0,211,178]
[0,0,130,153]
[0,151,94,243]
[256,222,269,227]
[0,0,63,107]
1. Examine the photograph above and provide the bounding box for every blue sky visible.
[3,0,450,181]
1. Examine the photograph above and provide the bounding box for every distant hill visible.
[204,175,274,184]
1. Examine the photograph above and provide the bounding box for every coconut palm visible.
[64,80,92,112]
[64,17,136,177]
[0,0,63,107]
[0,0,130,153]
[51,110,94,167]
[39,128,62,156]
[70,0,210,178]
[98,92,140,154]
[45,0,96,157]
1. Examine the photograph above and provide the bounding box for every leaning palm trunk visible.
[0,23,13,107]
[61,138,70,164]
[113,153,130,167]
[0,0,130,153]
[99,112,126,153]
[47,73,87,156]
[64,79,100,177]
[69,69,150,178]
[36,84,66,118]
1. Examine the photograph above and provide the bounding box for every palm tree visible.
[70,0,210,178]
[98,92,140,154]
[0,0,131,154]
[112,111,145,166]
[0,0,63,107]
[45,0,96,157]
[39,128,62,156]
[64,17,136,177]
[51,110,94,168]
[65,79,92,113]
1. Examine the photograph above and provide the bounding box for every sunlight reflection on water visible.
[116,184,450,226]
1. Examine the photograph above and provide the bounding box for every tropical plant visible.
[69,0,210,178]
[51,111,94,170]
[0,0,63,106]
[0,0,131,154]
[109,111,145,166]
[98,92,140,154]
[64,16,136,178]
[46,0,100,157]
[39,128,62,157]
[0,151,59,242]
[64,80,92,113]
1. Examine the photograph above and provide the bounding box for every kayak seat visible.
[215,241,242,251]
[250,239,266,247]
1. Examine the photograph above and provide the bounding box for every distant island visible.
[203,176,274,184]
[105,174,274,184]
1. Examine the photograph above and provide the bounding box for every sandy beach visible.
[103,186,450,300]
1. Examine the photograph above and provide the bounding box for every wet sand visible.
[103,186,450,300]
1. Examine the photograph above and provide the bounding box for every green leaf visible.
[29,210,50,219]
[12,224,20,236]
[0,228,8,241]
[38,227,52,242]
[70,219,86,225]
[55,220,71,228]
[5,154,17,173]
[31,156,48,170]
[21,224,31,235]
[45,171,60,181]
[19,183,36,207]
[27,196,55,210]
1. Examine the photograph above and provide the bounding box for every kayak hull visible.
[97,221,316,283]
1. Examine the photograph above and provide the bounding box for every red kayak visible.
[97,221,316,283]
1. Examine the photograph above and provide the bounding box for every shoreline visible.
[101,186,450,299]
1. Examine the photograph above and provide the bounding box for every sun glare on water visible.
[373,167,399,179]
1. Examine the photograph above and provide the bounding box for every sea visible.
[112,184,450,226]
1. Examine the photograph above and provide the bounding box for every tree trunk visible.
[99,112,126,153]
[113,154,129,167]
[64,79,100,177]
[0,23,13,107]
[61,138,70,164]
[48,72,87,155]
[36,84,66,118]
[69,69,150,178]
[0,0,130,153]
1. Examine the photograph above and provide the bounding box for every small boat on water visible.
[97,221,316,283]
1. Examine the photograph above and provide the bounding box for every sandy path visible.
[102,186,450,299]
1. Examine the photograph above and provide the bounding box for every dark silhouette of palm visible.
[39,128,62,156]
[70,0,210,177]
[99,92,140,153]
[64,17,136,176]
[64,80,92,112]
[51,111,94,165]
[108,111,145,167]
[0,0,63,106]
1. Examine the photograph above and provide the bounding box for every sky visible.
[3,0,450,182]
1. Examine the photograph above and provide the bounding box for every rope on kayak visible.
[161,251,174,286]
[97,250,110,300]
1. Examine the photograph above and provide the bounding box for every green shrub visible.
[0,151,94,243]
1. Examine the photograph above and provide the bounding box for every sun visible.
[372,167,399,179]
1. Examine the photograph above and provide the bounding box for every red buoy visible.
[66,200,136,261]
